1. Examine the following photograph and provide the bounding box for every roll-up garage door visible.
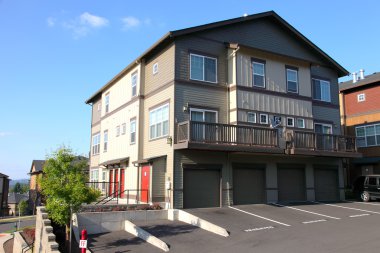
[314,167,339,201]
[278,165,306,202]
[233,164,265,204]
[183,168,220,208]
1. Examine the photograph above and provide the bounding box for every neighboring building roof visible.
[339,72,380,92]
[29,160,45,174]
[0,173,9,178]
[8,192,28,204]
[85,11,348,104]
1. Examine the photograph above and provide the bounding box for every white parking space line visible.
[271,203,341,220]
[228,206,291,227]
[346,201,380,206]
[349,214,370,218]
[244,226,274,232]
[302,219,326,224]
[312,201,380,214]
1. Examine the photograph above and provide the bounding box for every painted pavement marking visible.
[228,206,291,227]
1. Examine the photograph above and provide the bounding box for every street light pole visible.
[18,204,21,230]
[69,205,73,253]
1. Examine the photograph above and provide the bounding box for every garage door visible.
[233,165,265,204]
[314,168,339,201]
[183,168,220,208]
[278,165,306,202]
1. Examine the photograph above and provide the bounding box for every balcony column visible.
[305,163,315,201]
[266,163,278,203]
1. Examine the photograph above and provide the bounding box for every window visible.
[286,68,298,93]
[315,123,332,134]
[356,124,380,147]
[149,103,169,140]
[105,93,110,113]
[368,177,377,186]
[116,125,120,137]
[190,54,217,83]
[287,117,295,127]
[92,133,100,155]
[130,119,136,144]
[313,79,331,102]
[121,123,126,135]
[131,72,138,97]
[252,61,265,88]
[153,63,159,74]
[103,130,108,152]
[90,169,99,182]
[102,171,106,192]
[247,112,256,123]
[97,103,101,112]
[296,118,305,128]
[260,114,268,124]
[357,93,366,102]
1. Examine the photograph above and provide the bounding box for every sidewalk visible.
[0,234,12,253]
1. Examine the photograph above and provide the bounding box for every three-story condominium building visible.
[86,11,360,209]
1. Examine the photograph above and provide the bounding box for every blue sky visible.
[0,0,379,180]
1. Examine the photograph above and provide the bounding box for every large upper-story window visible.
[105,93,110,113]
[149,103,169,140]
[356,123,380,147]
[131,72,138,97]
[190,54,217,83]
[313,78,331,102]
[103,130,108,152]
[92,133,100,155]
[286,68,298,93]
[252,60,265,88]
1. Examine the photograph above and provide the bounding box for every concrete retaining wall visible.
[34,206,59,253]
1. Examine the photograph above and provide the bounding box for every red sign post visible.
[79,229,88,253]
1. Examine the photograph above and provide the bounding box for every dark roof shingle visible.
[340,72,380,92]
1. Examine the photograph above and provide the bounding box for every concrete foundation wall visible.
[34,206,59,253]
[13,232,32,253]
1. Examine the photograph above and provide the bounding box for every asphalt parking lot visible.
[88,201,380,253]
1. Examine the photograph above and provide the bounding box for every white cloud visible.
[47,17,56,27]
[121,16,141,30]
[61,12,109,39]
[80,12,109,28]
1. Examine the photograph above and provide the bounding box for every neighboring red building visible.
[340,71,380,184]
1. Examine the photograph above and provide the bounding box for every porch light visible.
[166,136,173,145]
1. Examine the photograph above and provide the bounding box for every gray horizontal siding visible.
[196,18,326,65]
[175,36,227,85]
[311,65,340,106]
[174,82,228,124]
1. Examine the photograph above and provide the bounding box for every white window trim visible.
[259,113,268,124]
[287,117,295,127]
[121,123,126,135]
[286,68,298,93]
[247,112,256,123]
[92,133,100,155]
[103,130,108,152]
[357,93,366,102]
[105,93,110,114]
[189,53,218,83]
[149,103,170,140]
[130,119,136,144]
[296,118,305,128]
[356,123,380,147]
[153,62,159,75]
[131,72,138,97]
[190,108,219,122]
[97,103,101,112]
[116,125,120,137]
[312,78,331,102]
[252,61,266,88]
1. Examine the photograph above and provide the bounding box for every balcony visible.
[174,121,362,158]
[174,121,283,154]
[288,131,361,158]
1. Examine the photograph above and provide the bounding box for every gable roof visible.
[339,72,380,92]
[29,160,45,174]
[86,11,348,104]
[0,173,8,178]
[8,192,28,204]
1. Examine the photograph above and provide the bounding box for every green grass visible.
[0,215,35,224]
[2,225,35,234]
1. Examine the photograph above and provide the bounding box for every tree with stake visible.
[39,146,100,249]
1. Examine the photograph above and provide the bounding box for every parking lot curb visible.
[169,209,229,237]
[124,220,170,252]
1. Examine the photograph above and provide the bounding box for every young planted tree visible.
[39,147,100,241]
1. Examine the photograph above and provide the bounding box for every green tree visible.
[39,147,100,240]
[11,183,22,193]
[18,200,28,216]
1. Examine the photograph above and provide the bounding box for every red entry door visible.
[114,169,119,197]
[109,170,113,197]
[120,169,125,198]
[141,165,150,203]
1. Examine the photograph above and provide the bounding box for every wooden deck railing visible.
[293,131,357,152]
[176,121,279,147]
